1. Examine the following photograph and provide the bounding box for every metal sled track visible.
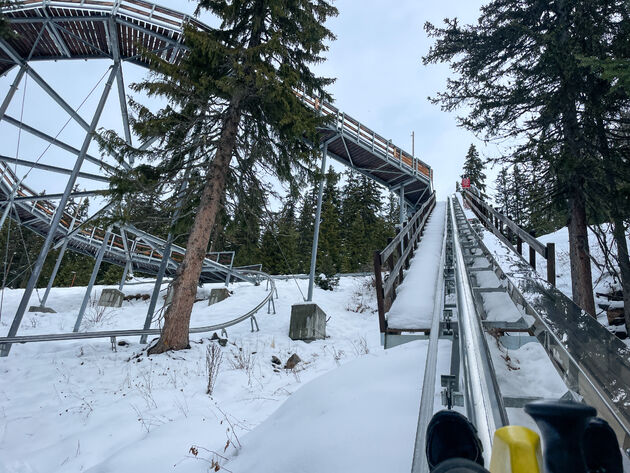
[0,270,276,349]
[449,195,630,453]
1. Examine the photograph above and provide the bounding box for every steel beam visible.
[0,189,102,203]
[2,115,117,171]
[307,144,327,302]
[73,227,112,332]
[0,156,110,182]
[108,18,133,161]
[0,66,26,119]
[0,39,90,131]
[1,64,119,357]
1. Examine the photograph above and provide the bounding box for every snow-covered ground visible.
[0,276,391,473]
[1,198,607,473]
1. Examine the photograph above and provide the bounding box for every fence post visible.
[373,250,386,333]
[517,236,523,255]
[546,243,556,286]
[529,245,536,270]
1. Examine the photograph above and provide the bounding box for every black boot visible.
[425,410,485,471]
[583,417,623,473]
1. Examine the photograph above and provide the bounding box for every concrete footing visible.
[289,303,326,341]
[28,305,56,313]
[208,288,230,306]
[98,289,124,308]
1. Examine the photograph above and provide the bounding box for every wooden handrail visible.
[461,189,555,285]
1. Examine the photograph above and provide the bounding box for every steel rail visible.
[411,198,449,473]
[452,196,630,451]
[450,196,508,464]
[0,270,275,347]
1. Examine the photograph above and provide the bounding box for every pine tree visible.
[0,1,15,39]
[296,187,316,273]
[460,144,486,198]
[102,0,338,353]
[316,166,342,279]
[422,0,623,315]
[494,167,510,216]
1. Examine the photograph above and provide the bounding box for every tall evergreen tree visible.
[104,0,338,353]
[316,166,342,278]
[0,1,15,39]
[460,144,486,198]
[422,0,625,315]
[494,167,510,216]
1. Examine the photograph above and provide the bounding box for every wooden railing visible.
[373,193,436,333]
[462,189,556,286]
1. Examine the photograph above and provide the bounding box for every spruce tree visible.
[0,1,14,39]
[316,166,342,280]
[460,144,486,198]
[494,167,510,216]
[103,0,338,353]
[423,0,618,315]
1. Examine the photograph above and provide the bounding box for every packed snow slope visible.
[387,201,447,329]
[0,276,396,473]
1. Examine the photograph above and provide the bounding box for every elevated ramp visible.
[0,162,240,283]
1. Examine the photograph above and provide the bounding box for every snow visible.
[0,201,591,473]
[386,201,447,329]
[0,276,384,473]
[224,340,452,473]
[480,292,524,322]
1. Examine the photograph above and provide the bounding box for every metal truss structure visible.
[0,0,434,355]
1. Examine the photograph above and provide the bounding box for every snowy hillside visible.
[0,276,388,472]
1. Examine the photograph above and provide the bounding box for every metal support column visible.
[118,227,133,290]
[1,64,119,356]
[307,144,327,302]
[0,65,26,119]
[73,228,112,332]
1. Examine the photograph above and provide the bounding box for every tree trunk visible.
[567,188,596,316]
[148,105,241,354]
[610,218,630,334]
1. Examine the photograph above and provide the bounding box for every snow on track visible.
[224,340,452,473]
[387,201,447,329]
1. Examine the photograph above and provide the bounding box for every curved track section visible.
[0,270,276,347]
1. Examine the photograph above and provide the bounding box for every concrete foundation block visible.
[28,305,56,313]
[289,303,327,341]
[98,288,124,308]
[208,288,230,306]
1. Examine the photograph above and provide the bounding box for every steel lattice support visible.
[1,64,119,356]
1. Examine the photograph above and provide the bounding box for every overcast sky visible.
[0,0,502,206]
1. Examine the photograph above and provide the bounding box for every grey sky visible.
[0,0,500,206]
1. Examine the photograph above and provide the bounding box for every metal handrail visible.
[453,196,630,450]
[0,270,275,346]
[373,193,436,333]
[296,89,432,181]
[6,0,209,33]
[381,194,435,262]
